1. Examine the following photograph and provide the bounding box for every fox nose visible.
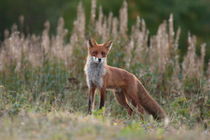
[98,58,101,62]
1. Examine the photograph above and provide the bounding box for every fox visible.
[84,39,166,120]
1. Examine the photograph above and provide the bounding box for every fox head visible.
[87,39,112,64]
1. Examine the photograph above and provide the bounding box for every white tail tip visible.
[164,117,170,127]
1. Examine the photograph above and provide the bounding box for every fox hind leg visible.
[124,86,145,117]
[114,89,133,116]
[126,95,145,114]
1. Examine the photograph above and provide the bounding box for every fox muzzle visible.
[91,56,105,63]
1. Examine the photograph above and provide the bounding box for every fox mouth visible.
[91,56,105,64]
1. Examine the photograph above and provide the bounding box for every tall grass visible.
[0,0,209,129]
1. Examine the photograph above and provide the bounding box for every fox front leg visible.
[99,88,106,109]
[88,87,96,114]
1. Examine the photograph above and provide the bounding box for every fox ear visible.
[104,40,112,50]
[88,39,97,48]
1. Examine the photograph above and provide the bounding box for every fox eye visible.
[101,52,106,57]
[92,51,97,56]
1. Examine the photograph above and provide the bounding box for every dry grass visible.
[0,111,209,140]
[0,0,209,139]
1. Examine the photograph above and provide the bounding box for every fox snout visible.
[92,56,105,63]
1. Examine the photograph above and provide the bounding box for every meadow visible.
[0,1,209,139]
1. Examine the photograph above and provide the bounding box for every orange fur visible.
[84,39,166,120]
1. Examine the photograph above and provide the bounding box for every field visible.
[0,1,209,140]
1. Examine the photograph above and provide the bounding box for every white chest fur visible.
[84,57,106,88]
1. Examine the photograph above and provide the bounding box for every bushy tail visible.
[137,81,166,120]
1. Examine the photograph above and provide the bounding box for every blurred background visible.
[0,0,210,61]
[0,0,209,132]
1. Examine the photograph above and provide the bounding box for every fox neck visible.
[85,55,107,88]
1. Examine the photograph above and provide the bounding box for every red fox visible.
[84,39,166,120]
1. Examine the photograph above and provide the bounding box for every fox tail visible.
[137,81,166,120]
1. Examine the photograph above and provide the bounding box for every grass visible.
[0,64,209,139]
[0,0,209,139]
[0,111,209,140]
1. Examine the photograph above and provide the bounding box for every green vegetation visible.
[0,0,209,139]
[0,111,209,140]
[0,0,210,61]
